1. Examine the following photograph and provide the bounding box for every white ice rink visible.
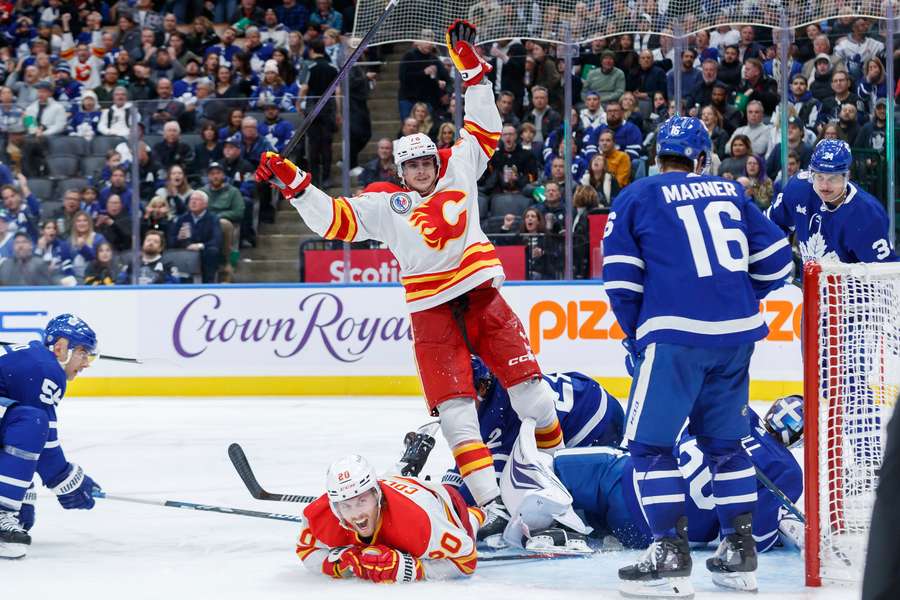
[2,397,855,600]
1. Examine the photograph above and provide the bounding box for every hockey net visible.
[803,261,900,586]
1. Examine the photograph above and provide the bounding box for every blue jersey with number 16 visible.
[602,171,793,351]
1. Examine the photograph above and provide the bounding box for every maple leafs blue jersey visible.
[444,372,625,504]
[602,171,793,351]
[555,409,802,552]
[0,341,70,483]
[766,171,897,264]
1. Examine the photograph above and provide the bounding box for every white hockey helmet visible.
[325,454,382,520]
[393,132,440,182]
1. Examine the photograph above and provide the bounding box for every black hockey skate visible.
[706,513,758,592]
[399,424,437,477]
[476,497,510,548]
[619,517,694,599]
[0,510,31,559]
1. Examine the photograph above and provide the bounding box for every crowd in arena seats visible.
[0,0,359,286]
[375,10,893,280]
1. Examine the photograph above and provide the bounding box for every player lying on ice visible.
[294,454,483,582]
[0,314,102,559]
[258,19,566,543]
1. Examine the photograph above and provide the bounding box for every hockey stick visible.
[478,551,595,563]
[755,466,805,523]
[228,443,318,503]
[281,0,400,159]
[93,490,302,523]
[0,341,140,363]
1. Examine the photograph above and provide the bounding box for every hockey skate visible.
[619,517,694,599]
[706,513,758,593]
[0,510,30,559]
[477,497,510,549]
[525,527,592,555]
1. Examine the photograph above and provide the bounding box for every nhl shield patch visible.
[390,192,412,214]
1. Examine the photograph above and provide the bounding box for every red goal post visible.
[803,260,900,587]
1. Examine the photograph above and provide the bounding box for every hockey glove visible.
[46,463,100,510]
[446,19,491,87]
[357,544,424,583]
[622,338,640,377]
[18,483,36,531]
[256,151,311,199]
[322,545,364,579]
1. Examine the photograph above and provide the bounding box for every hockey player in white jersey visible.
[256,20,564,543]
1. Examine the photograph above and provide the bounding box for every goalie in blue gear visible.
[0,314,102,559]
[767,139,896,264]
[552,398,804,554]
[440,356,625,509]
[602,115,793,596]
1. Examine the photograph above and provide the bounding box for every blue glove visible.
[46,463,100,510]
[18,483,36,531]
[622,338,640,377]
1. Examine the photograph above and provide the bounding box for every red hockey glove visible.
[446,19,491,87]
[256,151,311,199]
[321,546,364,579]
[357,544,424,583]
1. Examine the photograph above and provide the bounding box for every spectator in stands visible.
[409,102,434,138]
[773,151,801,195]
[717,45,742,91]
[856,57,887,114]
[94,66,121,107]
[1,182,38,242]
[34,220,76,286]
[543,156,568,190]
[779,74,822,133]
[597,129,630,188]
[519,207,551,280]
[185,16,219,57]
[397,33,450,120]
[260,8,290,48]
[726,100,771,156]
[627,50,666,104]
[579,90,606,131]
[523,86,560,146]
[396,117,418,139]
[572,185,599,279]
[147,47,185,83]
[483,124,538,198]
[155,164,194,215]
[52,189,82,238]
[11,65,41,109]
[0,87,22,137]
[435,122,456,150]
[667,49,702,105]
[837,103,861,143]
[518,122,543,166]
[710,25,740,54]
[234,1,265,28]
[579,153,619,207]
[193,121,223,176]
[802,37,841,82]
[737,25,765,63]
[530,43,561,108]
[219,108,245,142]
[733,58,778,116]
[153,120,195,171]
[257,100,294,154]
[766,117,813,179]
[94,194,131,252]
[818,121,843,142]
[128,63,157,103]
[83,241,117,285]
[539,181,565,234]
[741,154,773,210]
[98,86,133,137]
[24,80,66,136]
[143,77,184,135]
[100,167,133,212]
[359,138,401,188]
[52,62,82,111]
[619,92,645,133]
[718,133,751,179]
[309,0,342,33]
[169,190,222,283]
[206,26,240,64]
[201,162,243,282]
[68,91,102,140]
[116,229,178,284]
[69,210,106,283]
[0,232,54,286]
[141,195,174,238]
[583,50,624,103]
[276,0,309,32]
[821,70,866,125]
[690,59,723,110]
[699,105,726,172]
[809,54,837,103]
[834,18,884,81]
[113,49,135,84]
[239,117,273,168]
[855,97,887,152]
[603,99,643,162]
[488,39,527,112]
[300,38,338,187]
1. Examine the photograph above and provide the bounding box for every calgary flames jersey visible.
[291,83,503,312]
[296,476,483,580]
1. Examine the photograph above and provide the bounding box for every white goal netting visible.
[810,261,900,585]
[353,0,894,45]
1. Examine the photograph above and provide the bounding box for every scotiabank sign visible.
[304,247,528,283]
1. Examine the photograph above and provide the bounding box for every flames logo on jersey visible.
[408,190,467,250]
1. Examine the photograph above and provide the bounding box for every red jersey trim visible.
[401,242,501,302]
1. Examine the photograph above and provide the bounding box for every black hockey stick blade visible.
[0,341,140,363]
[228,443,318,504]
[281,0,400,159]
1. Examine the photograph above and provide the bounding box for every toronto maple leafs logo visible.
[795,205,807,216]
[798,214,839,262]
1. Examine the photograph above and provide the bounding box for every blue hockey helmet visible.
[655,116,712,166]
[471,355,496,398]
[763,395,804,448]
[809,139,852,174]
[43,314,98,357]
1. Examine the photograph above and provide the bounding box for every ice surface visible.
[2,397,854,600]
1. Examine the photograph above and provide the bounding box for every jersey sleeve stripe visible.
[715,492,758,505]
[463,120,500,159]
[603,255,646,269]
[0,473,32,488]
[748,263,792,281]
[636,313,764,340]
[535,421,564,448]
[604,281,644,293]
[748,237,789,263]
[713,466,756,481]
[324,197,358,242]
[641,493,685,505]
